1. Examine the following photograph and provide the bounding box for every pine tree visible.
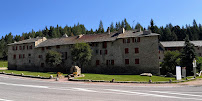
[110,22,115,32]
[97,20,104,33]
[124,18,132,30]
[135,22,143,31]
[150,19,155,33]
[180,35,196,76]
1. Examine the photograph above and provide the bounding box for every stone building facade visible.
[8,28,160,74]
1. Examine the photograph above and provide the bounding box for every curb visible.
[0,72,54,79]
[69,78,196,84]
[0,72,198,84]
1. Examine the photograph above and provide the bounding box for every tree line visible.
[1,18,202,60]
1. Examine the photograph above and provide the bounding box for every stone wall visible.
[8,35,160,75]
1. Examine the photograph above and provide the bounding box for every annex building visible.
[159,41,202,62]
[8,28,160,74]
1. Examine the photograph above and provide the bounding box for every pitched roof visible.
[36,32,118,47]
[160,41,202,47]
[36,31,159,47]
[7,30,159,47]
[8,37,43,45]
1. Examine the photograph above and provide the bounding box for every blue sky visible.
[0,0,202,37]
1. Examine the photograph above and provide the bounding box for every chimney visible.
[107,27,110,34]
[77,34,83,38]
[143,30,151,35]
[63,33,68,37]
[42,37,47,41]
[118,28,125,33]
[139,28,141,32]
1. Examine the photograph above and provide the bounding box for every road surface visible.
[0,74,202,101]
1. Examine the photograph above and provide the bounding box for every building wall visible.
[8,43,36,70]
[89,36,159,74]
[8,35,160,74]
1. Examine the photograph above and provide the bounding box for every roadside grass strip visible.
[0,61,8,67]
[76,73,177,82]
[0,70,67,78]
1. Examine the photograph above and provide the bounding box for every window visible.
[29,60,31,63]
[95,50,98,54]
[13,54,16,59]
[106,60,114,65]
[95,43,98,47]
[123,39,125,43]
[125,48,129,54]
[30,45,32,49]
[199,53,201,56]
[19,46,22,50]
[132,38,134,43]
[23,46,25,50]
[96,60,100,66]
[16,46,18,50]
[56,45,60,49]
[127,38,130,43]
[106,60,109,65]
[12,46,15,50]
[41,63,44,67]
[111,60,114,65]
[100,50,102,55]
[159,56,161,59]
[135,37,140,42]
[62,52,67,60]
[125,59,129,64]
[46,47,51,50]
[42,47,44,51]
[137,37,140,42]
[27,46,29,50]
[135,48,139,53]
[19,54,21,59]
[105,50,108,55]
[159,50,160,53]
[28,54,31,57]
[103,42,107,48]
[135,59,139,64]
[23,54,25,58]
[38,55,42,58]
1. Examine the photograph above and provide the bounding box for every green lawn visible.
[0,61,8,67]
[76,73,177,82]
[0,70,68,78]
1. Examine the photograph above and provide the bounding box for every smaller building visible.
[159,41,202,62]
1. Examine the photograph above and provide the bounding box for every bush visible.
[161,51,181,75]
[46,50,62,68]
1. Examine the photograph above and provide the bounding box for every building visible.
[159,41,202,62]
[8,28,160,74]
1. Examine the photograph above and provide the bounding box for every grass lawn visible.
[0,61,8,67]
[76,73,177,82]
[0,70,68,78]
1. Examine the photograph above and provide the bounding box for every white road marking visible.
[150,90,202,97]
[0,78,202,100]
[0,98,13,101]
[105,89,202,101]
[0,82,48,88]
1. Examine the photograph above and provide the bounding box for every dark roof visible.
[36,31,159,47]
[117,30,159,38]
[8,37,43,45]
[160,41,202,47]
[36,32,118,47]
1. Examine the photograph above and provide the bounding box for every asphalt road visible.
[0,74,202,101]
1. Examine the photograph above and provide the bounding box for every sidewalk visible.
[0,67,7,70]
